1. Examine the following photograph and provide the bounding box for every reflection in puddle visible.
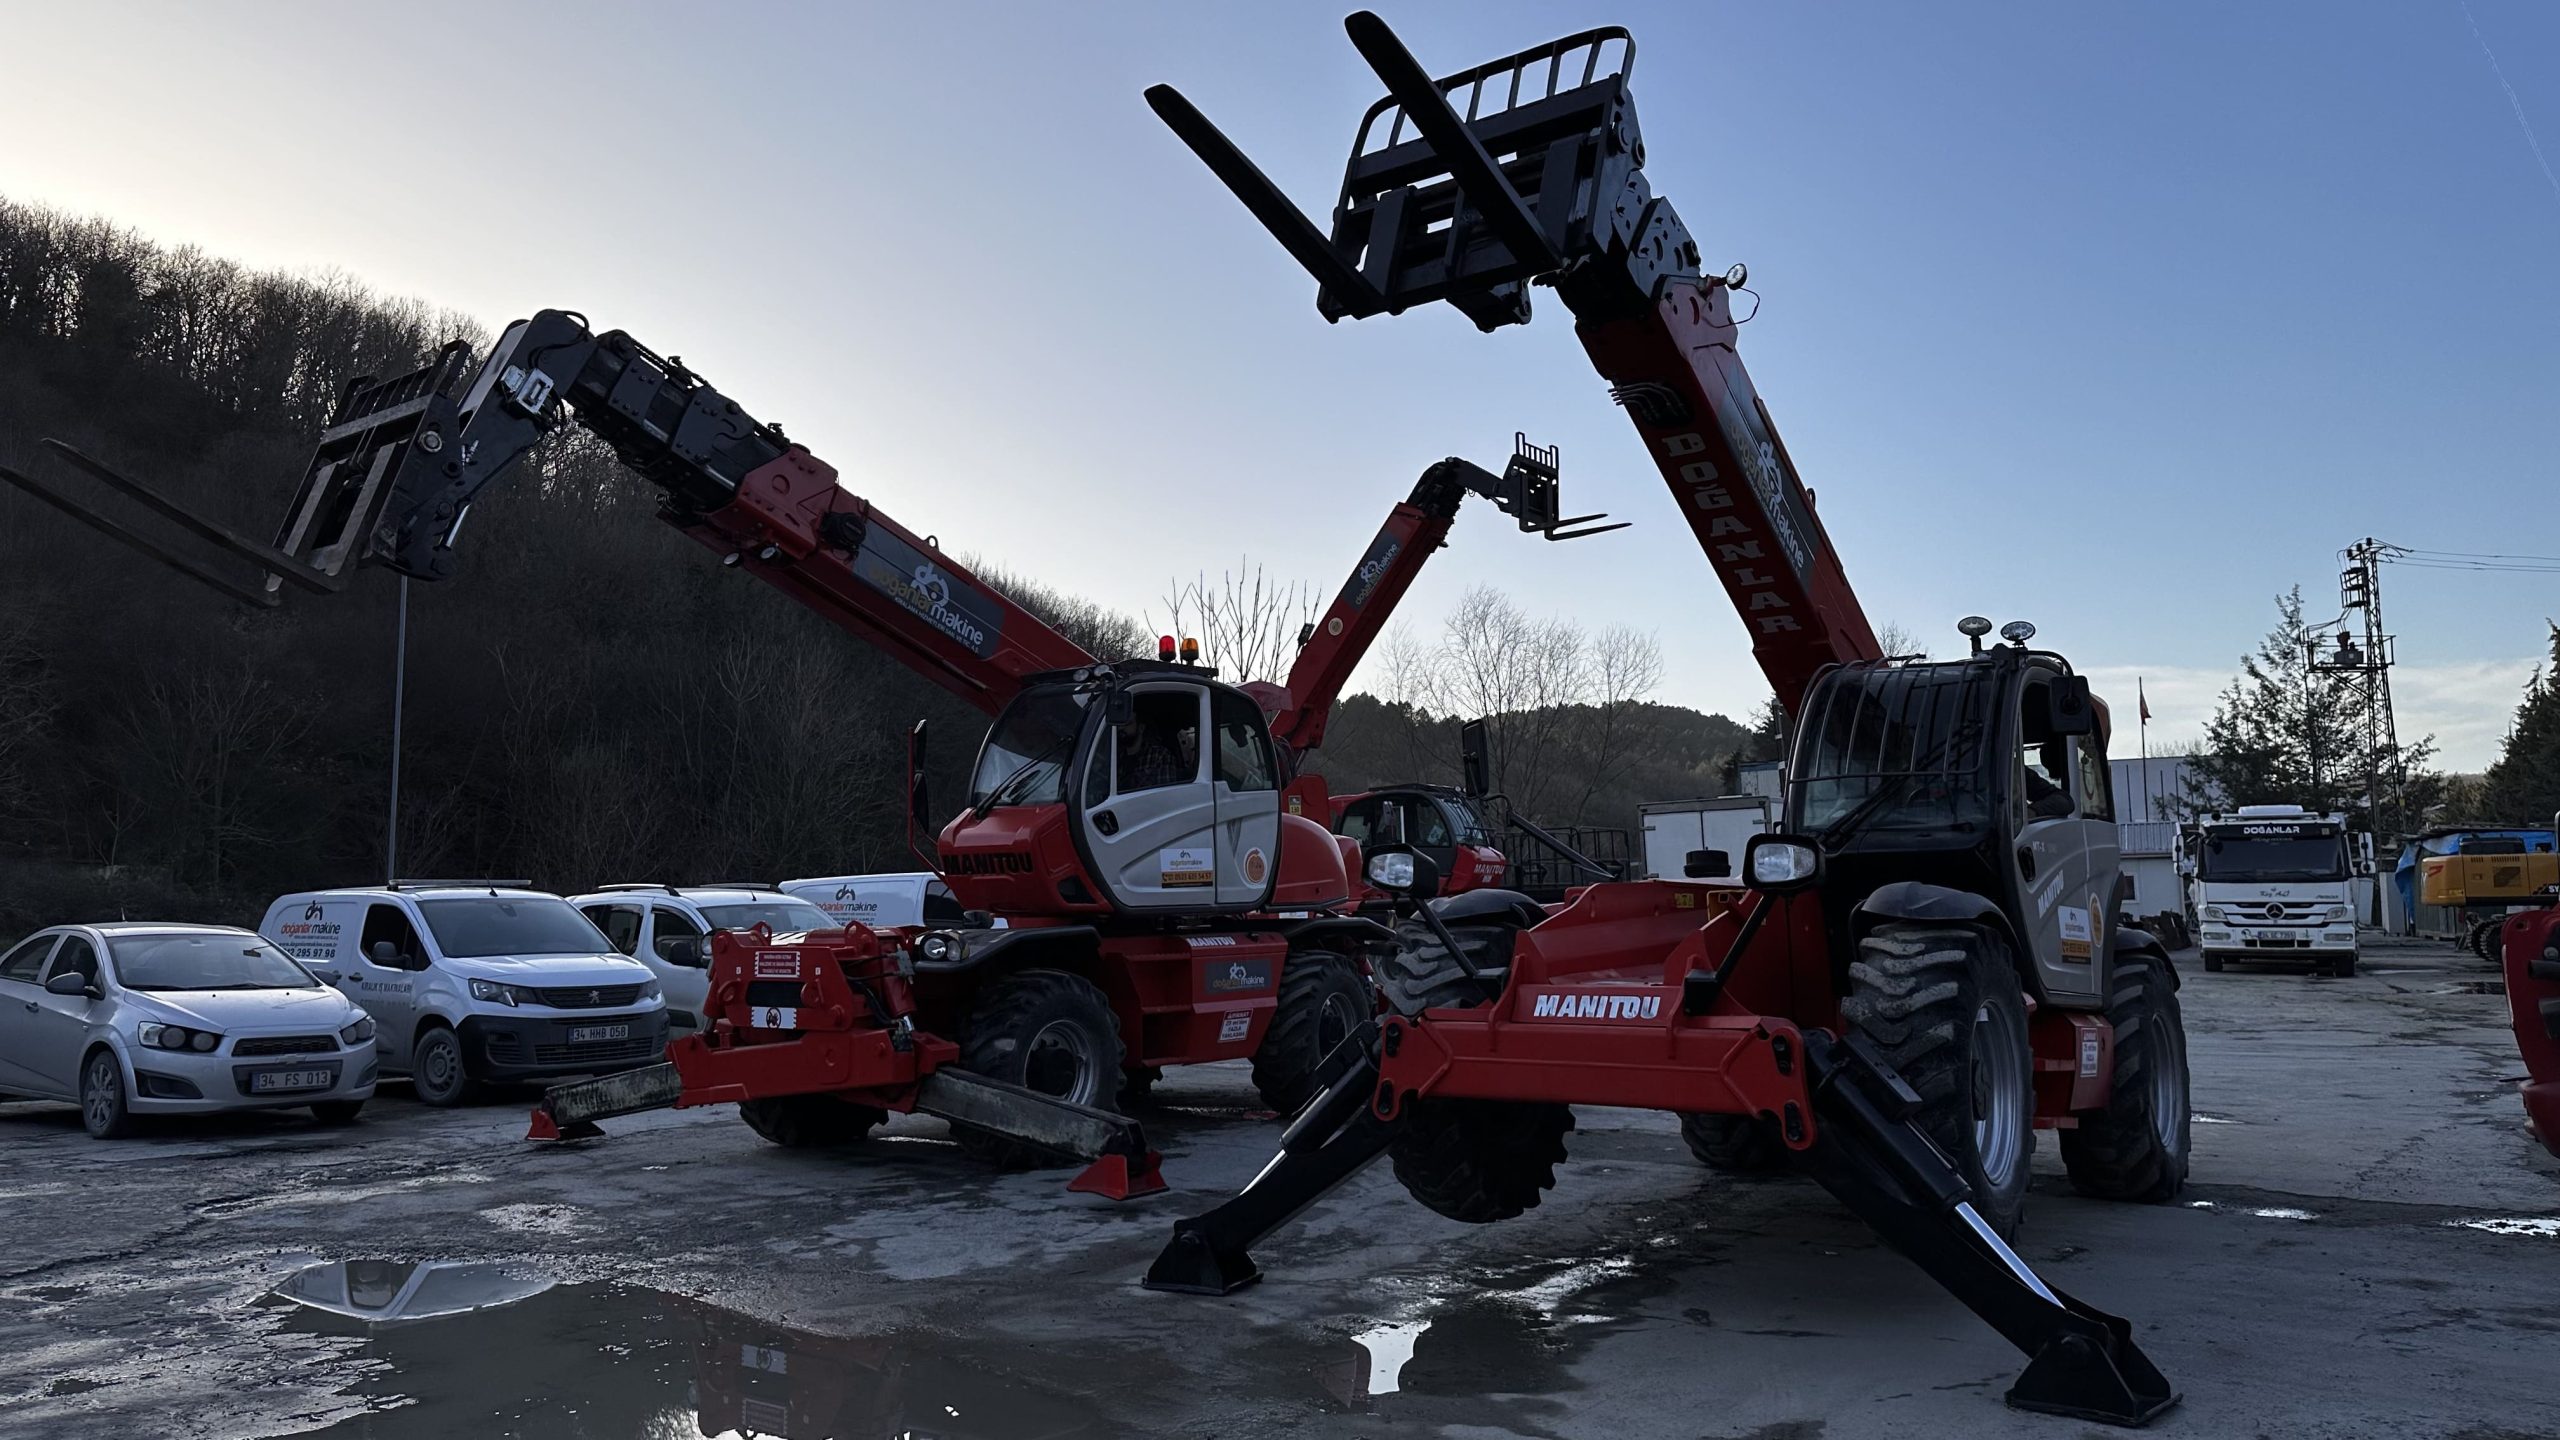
[2193,1114,2240,1125]
[1326,1253,1652,1408]
[268,1262,1106,1437]
[1349,1321,1427,1395]
[2446,1216,2560,1238]
[2244,1207,2318,1221]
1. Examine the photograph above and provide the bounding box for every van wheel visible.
[409,1026,475,1107]
[81,1050,137,1139]
[952,970,1124,1170]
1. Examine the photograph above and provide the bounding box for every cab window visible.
[2072,738,2114,822]
[1338,798,1399,849]
[47,937,101,988]
[2017,678,2073,818]
[582,904,644,956]
[651,907,705,962]
[1115,690,1201,794]
[1212,689,1277,792]
[361,904,425,969]
[0,934,55,982]
[1408,800,1455,849]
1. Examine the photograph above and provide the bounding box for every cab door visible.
[1209,687,1283,907]
[2008,671,2107,1005]
[1078,683,1221,911]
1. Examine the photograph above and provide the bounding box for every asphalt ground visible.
[1,934,2552,1439]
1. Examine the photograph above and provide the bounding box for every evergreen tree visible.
[2479,623,2560,823]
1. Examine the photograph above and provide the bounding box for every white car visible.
[568,885,837,1033]
[258,885,667,1106]
[0,923,378,1138]
[778,872,973,930]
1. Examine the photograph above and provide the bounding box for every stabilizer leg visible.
[527,1062,683,1140]
[1794,1031,2178,1427]
[1145,1021,1395,1295]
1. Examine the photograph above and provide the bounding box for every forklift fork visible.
[1143,1021,2176,1426]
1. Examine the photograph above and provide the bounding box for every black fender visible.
[910,924,1101,977]
[1849,881,2035,997]
[2110,922,2180,990]
[1426,887,1546,929]
[1273,914,1398,954]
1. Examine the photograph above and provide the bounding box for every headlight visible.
[2201,906,2225,922]
[2324,906,2352,923]
[137,1022,221,1052]
[468,978,521,1007]
[637,979,662,1002]
[918,933,956,963]
[1750,841,1818,887]
[339,1015,376,1044]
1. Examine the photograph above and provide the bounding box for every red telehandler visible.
[0,311,1614,1187]
[1140,13,2193,1424]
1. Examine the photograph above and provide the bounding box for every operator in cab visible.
[1116,712,1190,791]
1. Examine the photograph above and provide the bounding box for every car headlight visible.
[137,1022,221,1052]
[637,979,661,1002]
[918,933,956,964]
[2324,906,2352,923]
[339,1015,377,1044]
[468,978,521,1007]
[2201,906,2225,922]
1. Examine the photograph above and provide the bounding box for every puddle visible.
[266,1261,1108,1437]
[2193,1113,2241,1125]
[1348,1320,1427,1395]
[2185,1201,2319,1222]
[2445,1217,2560,1238]
[1324,1252,1661,1407]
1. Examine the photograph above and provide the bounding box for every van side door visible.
[355,903,428,1066]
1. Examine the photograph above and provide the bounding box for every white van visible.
[779,872,972,931]
[566,884,836,1034]
[258,885,667,1106]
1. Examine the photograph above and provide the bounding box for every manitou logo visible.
[1529,992,1664,1021]
[940,850,1033,875]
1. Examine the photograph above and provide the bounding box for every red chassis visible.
[2501,904,2560,1158]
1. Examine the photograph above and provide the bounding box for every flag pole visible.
[2139,677,2152,822]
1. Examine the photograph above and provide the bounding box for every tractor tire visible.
[1677,1112,1787,1174]
[1250,949,1372,1114]
[1372,917,1513,1015]
[1389,1097,1576,1223]
[2060,949,2192,1202]
[1842,922,2036,1238]
[738,1095,886,1148]
[951,969,1125,1171]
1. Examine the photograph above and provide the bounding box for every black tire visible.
[408,1025,475,1108]
[80,1049,136,1139]
[1249,949,1372,1114]
[2061,949,2192,1202]
[1119,1067,1160,1106]
[2466,917,2503,963]
[1842,923,2036,1237]
[1678,1112,1787,1173]
[1390,1097,1575,1223]
[2202,951,2225,973]
[951,969,1124,1170]
[311,1100,365,1126]
[738,1094,885,1148]
[1372,917,1514,1015]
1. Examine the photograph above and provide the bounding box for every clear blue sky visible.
[3,2,2552,767]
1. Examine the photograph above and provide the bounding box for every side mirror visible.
[44,971,96,998]
[663,938,705,968]
[1683,848,1732,880]
[368,940,405,968]
[1365,844,1442,902]
[2046,675,2096,737]
[1105,687,1135,729]
[1742,833,1824,897]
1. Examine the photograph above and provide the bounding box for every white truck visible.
[1637,796,1775,882]
[2189,806,2361,977]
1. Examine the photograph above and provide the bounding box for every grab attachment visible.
[1794,1029,2179,1426]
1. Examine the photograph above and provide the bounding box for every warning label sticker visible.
[2059,903,2095,960]
[753,952,801,979]
[1217,1010,1252,1043]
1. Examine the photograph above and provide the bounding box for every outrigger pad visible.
[1144,1225,1263,1296]
[2007,1301,2178,1426]
[1067,1149,1167,1203]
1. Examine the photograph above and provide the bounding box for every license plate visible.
[251,1069,332,1093]
[2249,930,2293,943]
[570,1024,630,1043]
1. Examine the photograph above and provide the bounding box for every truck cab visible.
[2189,807,2360,976]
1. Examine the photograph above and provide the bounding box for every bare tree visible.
[1429,586,1594,814]
[101,655,311,887]
[1877,622,1927,660]
[1562,625,1665,822]
[1154,560,1319,685]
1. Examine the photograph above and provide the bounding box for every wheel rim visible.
[419,1036,455,1093]
[1315,991,1361,1057]
[1021,1019,1101,1106]
[84,1056,118,1131]
[1969,1002,2030,1191]
[2150,1027,2188,1151]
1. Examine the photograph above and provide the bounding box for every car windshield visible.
[416,897,611,958]
[2200,833,2347,883]
[969,684,1090,810]
[699,901,834,935]
[111,933,318,991]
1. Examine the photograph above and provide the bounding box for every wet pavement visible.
[1,935,2554,1438]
